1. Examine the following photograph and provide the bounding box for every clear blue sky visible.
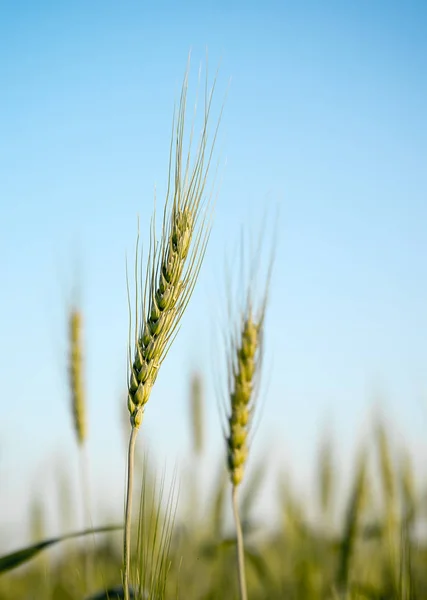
[0,1,426,547]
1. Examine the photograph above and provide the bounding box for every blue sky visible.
[0,1,426,547]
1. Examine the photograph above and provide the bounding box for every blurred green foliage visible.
[1,377,426,600]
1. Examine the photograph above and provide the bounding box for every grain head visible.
[221,228,274,489]
[226,313,261,486]
[127,64,221,431]
[400,450,415,526]
[68,308,86,446]
[190,371,204,456]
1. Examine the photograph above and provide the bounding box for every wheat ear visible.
[221,232,273,600]
[69,309,86,446]
[228,313,261,600]
[68,307,92,592]
[400,450,415,528]
[227,314,261,489]
[123,62,221,600]
[318,433,334,527]
[190,371,204,457]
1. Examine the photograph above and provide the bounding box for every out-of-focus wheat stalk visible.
[190,371,204,457]
[69,310,86,445]
[220,229,273,600]
[228,314,261,600]
[375,420,399,591]
[185,371,205,526]
[123,59,222,600]
[400,449,416,529]
[68,306,92,592]
[337,449,368,593]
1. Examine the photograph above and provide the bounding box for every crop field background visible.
[0,2,426,599]
[1,377,427,600]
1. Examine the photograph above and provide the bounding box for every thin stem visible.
[79,443,92,593]
[124,425,139,600]
[232,485,248,600]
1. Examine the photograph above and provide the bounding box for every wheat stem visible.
[123,425,138,600]
[69,309,86,445]
[232,485,247,600]
[79,444,92,592]
[123,58,223,597]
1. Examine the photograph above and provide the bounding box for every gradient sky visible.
[0,1,426,549]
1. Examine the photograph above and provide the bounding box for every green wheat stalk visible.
[375,419,399,592]
[68,305,93,592]
[336,449,368,593]
[123,60,222,600]
[220,230,273,600]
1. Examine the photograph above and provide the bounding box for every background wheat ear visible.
[226,313,261,489]
[183,370,206,528]
[190,371,204,457]
[400,449,415,529]
[67,304,93,594]
[126,58,223,434]
[123,58,223,600]
[69,308,86,446]
[218,225,274,600]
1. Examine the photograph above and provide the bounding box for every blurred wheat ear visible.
[219,227,274,600]
[68,304,93,593]
[69,308,86,445]
[185,370,206,526]
[190,371,205,457]
[123,58,223,600]
[400,449,416,529]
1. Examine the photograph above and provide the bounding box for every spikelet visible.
[68,309,86,445]
[221,229,274,600]
[127,67,220,431]
[226,315,260,600]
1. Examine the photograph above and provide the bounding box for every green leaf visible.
[0,524,122,575]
